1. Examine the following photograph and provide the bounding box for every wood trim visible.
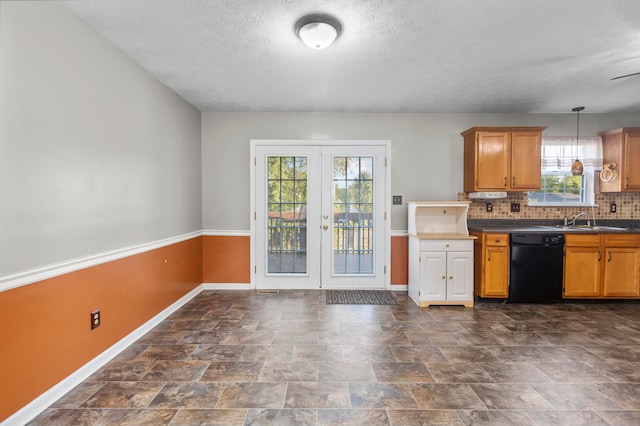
[1,231,202,293]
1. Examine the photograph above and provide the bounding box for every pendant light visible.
[571,106,585,176]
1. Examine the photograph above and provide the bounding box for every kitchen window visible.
[528,136,602,207]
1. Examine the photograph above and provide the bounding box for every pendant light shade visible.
[295,14,342,49]
[571,106,585,176]
[571,159,584,176]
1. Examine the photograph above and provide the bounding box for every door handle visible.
[598,250,601,261]
[504,177,507,186]
[512,176,516,186]
[608,250,612,262]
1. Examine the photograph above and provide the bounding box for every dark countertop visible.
[468,219,640,234]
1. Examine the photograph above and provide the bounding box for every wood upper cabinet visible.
[471,232,509,298]
[510,132,543,189]
[462,127,545,192]
[598,128,640,192]
[473,132,509,190]
[564,233,640,298]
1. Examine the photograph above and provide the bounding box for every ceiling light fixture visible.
[571,106,585,176]
[295,14,342,49]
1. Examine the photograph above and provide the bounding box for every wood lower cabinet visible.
[564,235,602,297]
[462,127,545,192]
[564,234,640,298]
[471,232,509,298]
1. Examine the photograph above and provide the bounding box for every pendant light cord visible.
[572,106,585,160]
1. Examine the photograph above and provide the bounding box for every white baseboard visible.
[202,283,254,290]
[3,285,204,426]
[389,285,408,291]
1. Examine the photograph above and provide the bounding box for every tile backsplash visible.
[458,192,640,220]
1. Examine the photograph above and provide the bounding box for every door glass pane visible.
[332,156,374,274]
[267,156,307,273]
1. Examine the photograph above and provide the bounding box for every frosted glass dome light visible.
[295,14,342,49]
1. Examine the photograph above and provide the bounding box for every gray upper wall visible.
[0,2,202,277]
[202,112,640,232]
[2,2,639,279]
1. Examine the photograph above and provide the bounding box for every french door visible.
[253,142,389,289]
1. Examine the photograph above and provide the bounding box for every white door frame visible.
[250,139,391,290]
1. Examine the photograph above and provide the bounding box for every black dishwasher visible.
[509,233,564,303]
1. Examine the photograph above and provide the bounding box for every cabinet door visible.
[483,246,509,297]
[476,132,509,190]
[420,252,447,301]
[446,251,474,302]
[510,132,541,190]
[603,247,640,297]
[563,246,602,297]
[623,133,640,190]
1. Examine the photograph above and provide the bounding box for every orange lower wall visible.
[201,234,409,286]
[391,235,408,285]
[202,235,251,284]
[0,237,202,422]
[1,233,407,421]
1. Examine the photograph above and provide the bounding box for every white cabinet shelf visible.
[408,201,471,238]
[407,201,475,308]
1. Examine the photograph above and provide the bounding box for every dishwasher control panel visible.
[511,233,564,246]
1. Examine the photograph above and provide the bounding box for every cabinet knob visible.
[512,176,516,186]
[449,276,453,280]
[626,176,630,188]
[504,177,507,186]
[608,250,612,262]
[445,244,450,247]
[441,275,446,280]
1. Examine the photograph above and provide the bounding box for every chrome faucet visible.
[564,212,590,227]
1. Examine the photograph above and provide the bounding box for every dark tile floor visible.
[29,290,640,425]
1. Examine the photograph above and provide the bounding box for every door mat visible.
[326,290,397,305]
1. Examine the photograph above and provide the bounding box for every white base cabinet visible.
[407,201,475,308]
[409,238,474,307]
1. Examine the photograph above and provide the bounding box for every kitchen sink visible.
[543,225,630,232]
[588,226,630,231]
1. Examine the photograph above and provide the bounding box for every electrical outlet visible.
[486,202,493,212]
[392,195,402,205]
[510,202,521,213]
[610,202,617,213]
[91,309,101,330]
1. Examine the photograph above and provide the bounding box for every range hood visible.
[468,192,507,199]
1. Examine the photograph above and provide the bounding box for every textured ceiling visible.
[61,0,640,113]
